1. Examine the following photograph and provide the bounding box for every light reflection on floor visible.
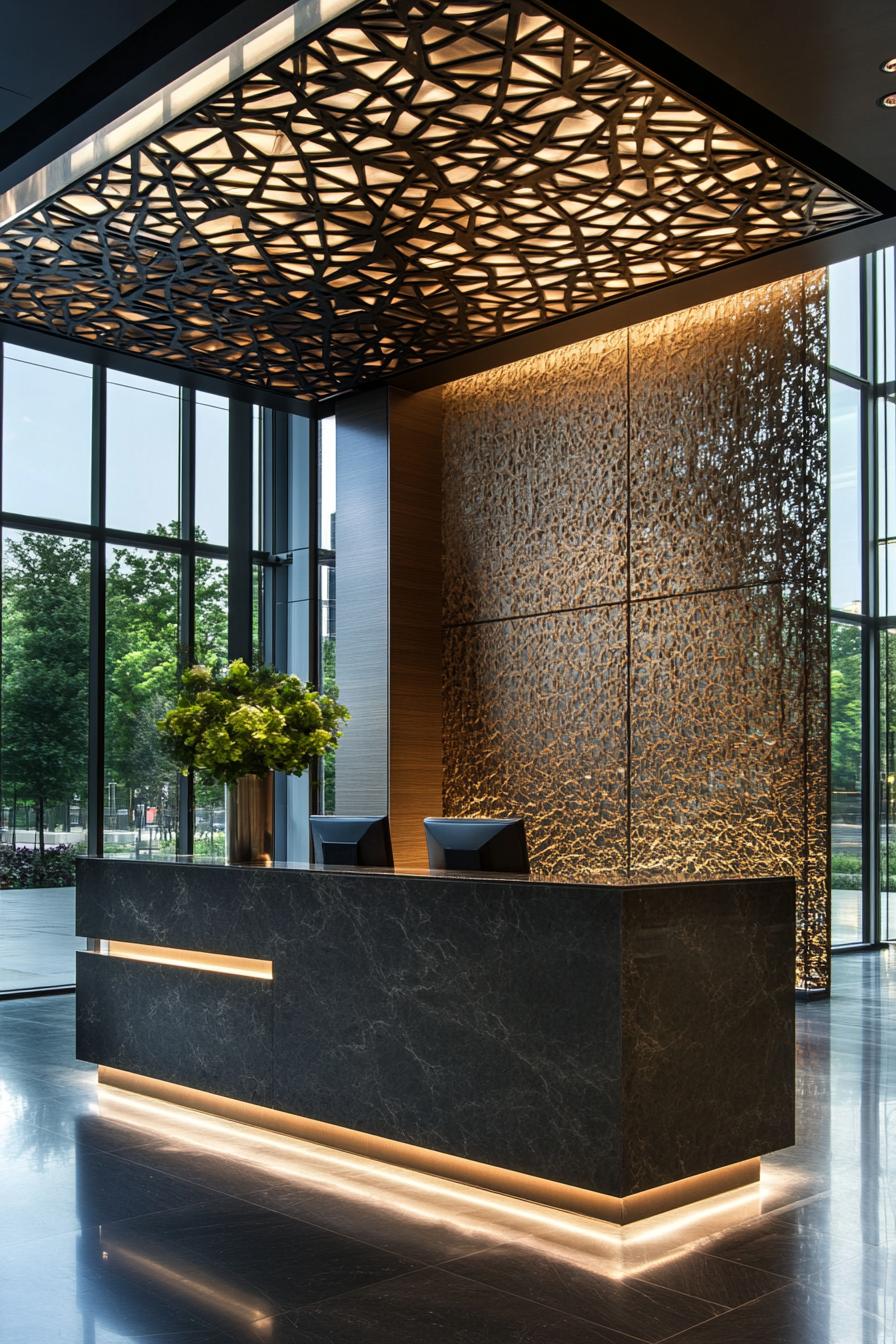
[97,1082,780,1280]
[1,953,895,1342]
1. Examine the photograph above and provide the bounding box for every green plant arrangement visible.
[158,659,348,786]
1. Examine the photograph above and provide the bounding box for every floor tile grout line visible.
[22,1110,754,1335]
[654,1283,795,1342]
[245,1264,444,1332]
[438,1259,700,1342]
[621,1260,795,1315]
[78,1136,532,1271]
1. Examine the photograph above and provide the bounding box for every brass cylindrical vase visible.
[227,773,274,864]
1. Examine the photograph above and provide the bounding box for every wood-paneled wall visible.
[389,388,443,867]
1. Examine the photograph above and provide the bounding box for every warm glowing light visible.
[101,1236,275,1333]
[98,1066,758,1228]
[106,942,272,979]
[94,1077,770,1279]
[0,0,362,226]
[880,92,896,108]
[0,0,868,399]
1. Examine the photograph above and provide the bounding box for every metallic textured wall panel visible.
[443,334,628,624]
[629,275,809,598]
[442,274,830,990]
[629,586,804,881]
[443,605,628,874]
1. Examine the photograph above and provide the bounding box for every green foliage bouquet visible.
[158,659,348,786]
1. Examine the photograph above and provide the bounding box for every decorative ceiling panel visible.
[0,0,874,398]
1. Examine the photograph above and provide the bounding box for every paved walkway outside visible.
[0,886,82,992]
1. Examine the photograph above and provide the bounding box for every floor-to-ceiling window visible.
[828,248,896,947]
[0,333,311,992]
[318,415,336,814]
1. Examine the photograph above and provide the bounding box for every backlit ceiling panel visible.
[0,0,874,398]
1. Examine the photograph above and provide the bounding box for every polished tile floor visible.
[0,886,81,992]
[0,953,894,1342]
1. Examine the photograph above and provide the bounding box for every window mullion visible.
[87,366,106,858]
[177,388,196,856]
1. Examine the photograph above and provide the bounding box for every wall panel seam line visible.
[802,269,811,989]
[443,577,789,631]
[626,327,632,876]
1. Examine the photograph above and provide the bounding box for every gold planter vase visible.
[226,773,274,865]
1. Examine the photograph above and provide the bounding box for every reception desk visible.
[75,857,794,1224]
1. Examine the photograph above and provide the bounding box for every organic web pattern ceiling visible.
[0,0,874,398]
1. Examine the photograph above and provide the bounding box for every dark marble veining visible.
[270,872,624,1188]
[76,857,794,1198]
[621,882,795,1187]
[77,951,273,1104]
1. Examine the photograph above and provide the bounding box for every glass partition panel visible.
[830,622,864,945]
[830,380,863,615]
[194,555,228,857]
[1,345,93,524]
[319,415,336,813]
[882,631,896,941]
[878,396,896,546]
[829,256,863,378]
[195,392,229,545]
[106,371,181,536]
[0,528,89,989]
[253,560,264,668]
[104,543,180,857]
[876,248,895,386]
[253,406,262,551]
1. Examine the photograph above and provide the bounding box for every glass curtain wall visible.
[828,248,896,946]
[0,335,278,991]
[318,415,336,813]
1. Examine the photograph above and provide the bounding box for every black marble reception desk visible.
[75,857,794,1222]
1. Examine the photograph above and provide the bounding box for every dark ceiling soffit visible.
[543,0,896,218]
[0,0,293,183]
[0,316,319,419]
[376,212,896,400]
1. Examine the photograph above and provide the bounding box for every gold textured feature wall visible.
[442,273,829,992]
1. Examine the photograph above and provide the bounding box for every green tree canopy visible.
[104,525,228,836]
[0,524,229,855]
[830,622,861,792]
[1,532,90,851]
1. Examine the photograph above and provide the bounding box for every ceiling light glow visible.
[0,0,874,399]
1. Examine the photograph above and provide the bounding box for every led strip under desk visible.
[99,1065,759,1226]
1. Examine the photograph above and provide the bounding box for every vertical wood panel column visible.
[389,388,443,866]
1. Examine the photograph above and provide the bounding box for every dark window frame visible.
[0,329,315,992]
[829,249,895,950]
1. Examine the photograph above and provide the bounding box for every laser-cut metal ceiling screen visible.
[0,0,874,399]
